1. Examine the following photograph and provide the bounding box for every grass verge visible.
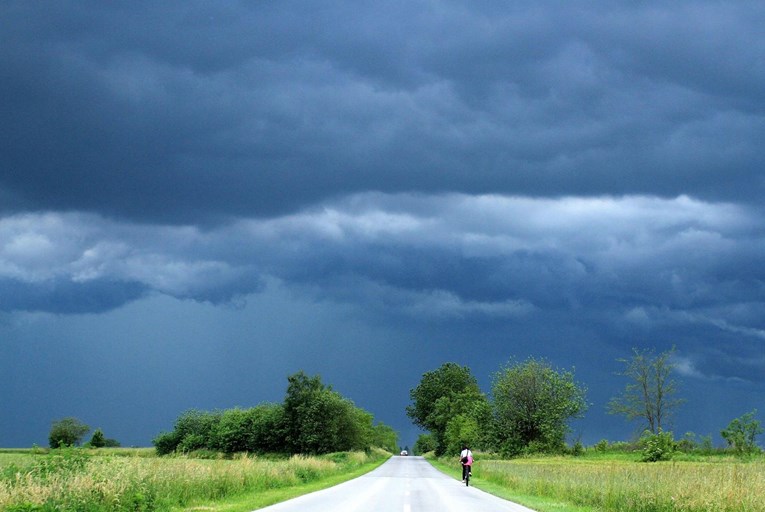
[174,453,390,511]
[0,448,390,511]
[427,452,765,512]
[426,456,593,512]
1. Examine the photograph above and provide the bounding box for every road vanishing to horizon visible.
[258,456,535,512]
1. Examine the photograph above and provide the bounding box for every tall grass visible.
[0,448,385,511]
[472,454,765,512]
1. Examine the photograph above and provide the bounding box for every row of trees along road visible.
[153,371,399,455]
[408,359,588,456]
[409,348,755,457]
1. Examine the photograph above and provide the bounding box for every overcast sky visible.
[1,1,764,449]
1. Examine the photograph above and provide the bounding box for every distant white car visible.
[400,450,408,456]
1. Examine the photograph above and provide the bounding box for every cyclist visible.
[459,445,473,482]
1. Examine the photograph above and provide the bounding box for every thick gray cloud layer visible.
[2,1,764,221]
[2,194,761,310]
[2,194,763,385]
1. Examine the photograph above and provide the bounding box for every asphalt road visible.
[256,455,536,511]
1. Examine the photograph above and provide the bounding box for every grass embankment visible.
[0,447,390,511]
[429,452,765,512]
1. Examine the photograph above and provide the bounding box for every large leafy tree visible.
[608,347,685,434]
[283,371,372,454]
[49,417,90,448]
[406,362,487,455]
[492,358,587,455]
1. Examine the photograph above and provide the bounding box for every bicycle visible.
[459,447,474,487]
[460,457,472,486]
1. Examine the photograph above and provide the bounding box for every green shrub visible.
[698,434,715,454]
[89,428,106,448]
[676,432,697,452]
[128,491,155,512]
[570,440,585,456]
[153,431,180,456]
[323,452,350,463]
[639,430,676,462]
[612,441,636,452]
[32,446,90,478]
[6,504,52,512]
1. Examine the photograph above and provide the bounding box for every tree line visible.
[153,371,398,456]
[409,349,763,459]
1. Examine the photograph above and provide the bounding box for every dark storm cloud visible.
[2,194,763,386]
[2,1,764,222]
[2,1,764,449]
[0,212,265,311]
[3,194,761,312]
[0,277,146,314]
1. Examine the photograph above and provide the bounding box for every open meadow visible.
[4,447,764,511]
[434,451,765,512]
[0,447,388,511]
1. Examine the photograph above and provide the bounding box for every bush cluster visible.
[153,405,284,455]
[639,430,676,462]
[154,371,397,456]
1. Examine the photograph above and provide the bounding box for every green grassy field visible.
[0,447,389,511]
[4,447,763,511]
[430,451,765,512]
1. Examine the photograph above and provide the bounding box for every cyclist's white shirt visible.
[460,449,472,459]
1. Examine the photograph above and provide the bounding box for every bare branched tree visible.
[608,347,685,434]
